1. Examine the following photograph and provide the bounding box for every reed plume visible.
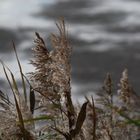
[30,19,88,140]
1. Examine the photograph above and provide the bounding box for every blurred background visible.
[0,0,140,101]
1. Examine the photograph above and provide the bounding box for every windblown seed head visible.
[30,20,71,100]
[118,69,131,104]
[0,104,32,139]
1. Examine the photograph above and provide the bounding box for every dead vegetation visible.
[0,19,139,140]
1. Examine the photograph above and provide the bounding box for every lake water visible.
[0,0,140,101]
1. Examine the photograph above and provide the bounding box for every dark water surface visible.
[1,0,140,100]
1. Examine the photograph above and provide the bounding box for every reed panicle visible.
[30,19,87,140]
[118,69,131,105]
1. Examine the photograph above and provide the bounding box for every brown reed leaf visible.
[71,101,88,137]
[0,90,12,105]
[29,86,35,114]
[91,97,96,140]
[12,41,27,103]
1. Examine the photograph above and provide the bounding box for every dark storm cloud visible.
[71,47,140,92]
[0,29,19,53]
[35,0,127,25]
[35,0,97,22]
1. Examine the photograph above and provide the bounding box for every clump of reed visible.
[0,19,139,140]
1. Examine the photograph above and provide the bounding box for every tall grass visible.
[0,19,139,140]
